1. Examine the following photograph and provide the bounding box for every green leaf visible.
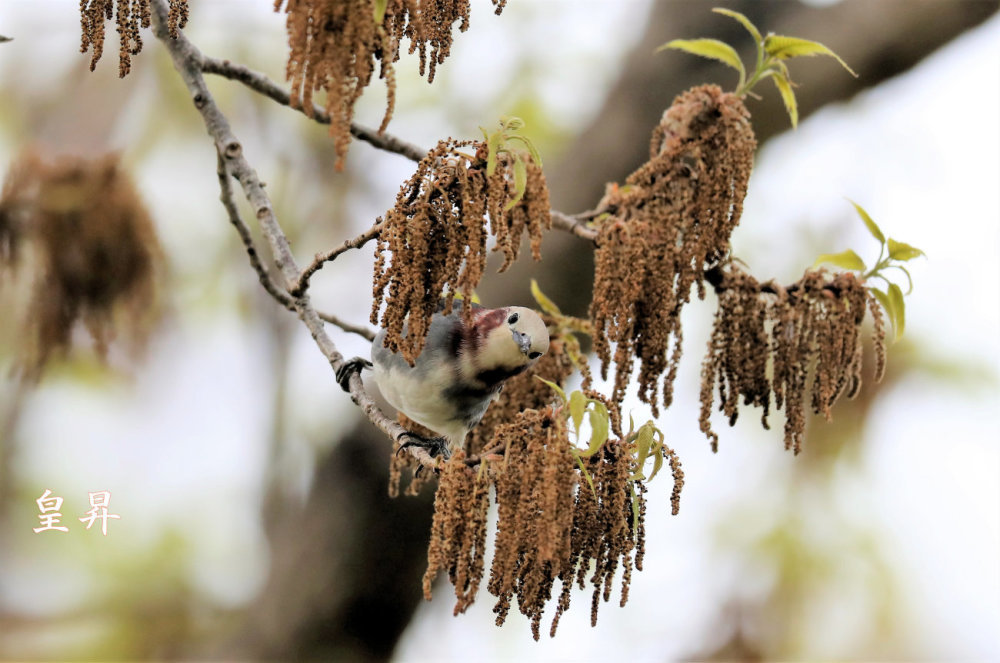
[530,279,561,316]
[763,35,858,77]
[580,402,609,457]
[771,72,798,128]
[572,450,597,500]
[887,238,925,262]
[848,198,884,244]
[501,115,525,131]
[870,286,903,341]
[504,157,528,211]
[373,0,388,23]
[508,135,542,167]
[886,263,914,295]
[569,390,586,435]
[657,39,745,79]
[630,424,655,480]
[813,248,866,272]
[535,376,566,403]
[712,8,762,47]
[648,446,665,482]
[888,282,906,338]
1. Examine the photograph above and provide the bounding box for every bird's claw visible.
[396,431,451,462]
[336,357,372,392]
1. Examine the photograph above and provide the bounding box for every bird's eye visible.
[529,351,542,360]
[507,313,519,325]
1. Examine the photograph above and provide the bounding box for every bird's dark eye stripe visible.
[508,313,519,324]
[529,351,542,359]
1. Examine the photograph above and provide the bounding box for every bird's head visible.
[466,306,549,380]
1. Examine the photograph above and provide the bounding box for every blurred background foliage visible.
[0,1,998,661]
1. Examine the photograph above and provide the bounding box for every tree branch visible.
[289,219,385,297]
[551,209,598,242]
[149,0,434,468]
[199,56,427,163]
[199,54,607,247]
[215,153,377,341]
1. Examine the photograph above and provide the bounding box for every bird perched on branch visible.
[337,305,549,459]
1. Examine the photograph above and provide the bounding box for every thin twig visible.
[551,209,598,242]
[149,0,425,463]
[216,152,289,303]
[199,56,427,164]
[290,219,385,297]
[216,153,376,341]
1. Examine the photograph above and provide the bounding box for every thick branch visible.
[149,0,434,468]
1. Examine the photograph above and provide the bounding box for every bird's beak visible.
[514,331,531,355]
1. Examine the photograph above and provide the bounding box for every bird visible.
[337,305,549,459]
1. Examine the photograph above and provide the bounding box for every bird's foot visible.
[396,431,451,462]
[336,357,372,392]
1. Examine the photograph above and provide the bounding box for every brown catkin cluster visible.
[591,85,756,416]
[421,406,685,639]
[0,151,162,376]
[371,139,550,363]
[275,0,505,168]
[79,0,188,77]
[700,267,885,454]
[488,409,578,640]
[422,453,491,615]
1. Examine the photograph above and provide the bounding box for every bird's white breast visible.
[372,358,471,445]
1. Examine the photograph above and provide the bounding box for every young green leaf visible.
[887,263,915,294]
[572,450,597,500]
[630,424,655,480]
[888,282,906,338]
[648,447,665,482]
[373,0,388,22]
[814,248,866,272]
[869,287,896,338]
[569,390,586,435]
[763,35,858,77]
[848,199,885,244]
[657,39,745,80]
[501,115,525,131]
[530,279,562,316]
[771,72,798,128]
[504,157,528,211]
[508,135,542,167]
[887,238,925,262]
[586,402,610,456]
[711,8,762,49]
[535,376,567,403]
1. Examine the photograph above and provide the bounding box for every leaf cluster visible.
[480,116,543,210]
[814,200,925,339]
[658,7,857,127]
